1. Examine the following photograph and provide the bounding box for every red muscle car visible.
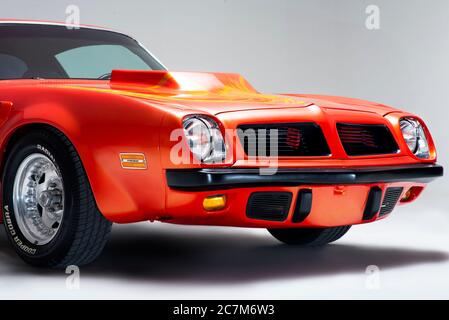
[0,20,443,268]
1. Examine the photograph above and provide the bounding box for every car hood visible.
[61,70,399,116]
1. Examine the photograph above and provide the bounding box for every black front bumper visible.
[166,164,444,191]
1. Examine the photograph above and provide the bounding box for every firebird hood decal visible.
[63,70,309,107]
[55,70,396,115]
[110,70,260,94]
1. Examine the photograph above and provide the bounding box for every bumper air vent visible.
[379,187,404,216]
[246,192,293,221]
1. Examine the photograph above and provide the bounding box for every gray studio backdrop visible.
[2,0,447,195]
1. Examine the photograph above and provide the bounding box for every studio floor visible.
[0,189,448,300]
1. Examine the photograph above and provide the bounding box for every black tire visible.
[267,226,351,246]
[2,128,112,268]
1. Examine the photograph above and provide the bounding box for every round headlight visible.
[400,119,418,152]
[183,116,226,163]
[400,118,430,159]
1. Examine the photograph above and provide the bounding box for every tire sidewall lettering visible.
[37,144,56,162]
[4,205,37,255]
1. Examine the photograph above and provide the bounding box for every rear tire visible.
[2,128,112,268]
[267,226,351,246]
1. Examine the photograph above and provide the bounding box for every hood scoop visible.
[110,70,259,94]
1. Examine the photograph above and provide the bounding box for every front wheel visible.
[267,226,351,246]
[2,128,112,268]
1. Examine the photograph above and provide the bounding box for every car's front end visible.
[157,81,443,229]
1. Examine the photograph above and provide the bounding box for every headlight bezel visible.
[182,115,226,164]
[399,117,430,159]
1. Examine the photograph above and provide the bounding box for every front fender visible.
[0,87,169,223]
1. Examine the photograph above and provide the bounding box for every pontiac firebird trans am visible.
[0,20,443,268]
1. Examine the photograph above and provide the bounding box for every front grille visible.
[337,123,399,156]
[246,192,293,221]
[379,187,404,216]
[237,123,330,157]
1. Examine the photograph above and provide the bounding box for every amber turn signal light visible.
[203,195,227,211]
[401,186,424,203]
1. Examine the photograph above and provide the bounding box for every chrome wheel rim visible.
[13,153,65,246]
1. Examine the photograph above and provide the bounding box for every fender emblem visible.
[119,153,147,170]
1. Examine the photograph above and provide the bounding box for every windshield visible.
[0,24,165,80]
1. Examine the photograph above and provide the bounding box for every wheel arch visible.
[1,123,63,175]
[0,123,105,224]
